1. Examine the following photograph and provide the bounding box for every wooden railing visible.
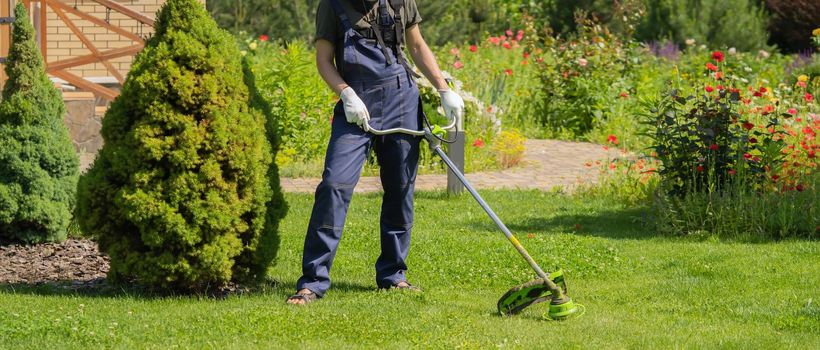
[11,0,156,101]
[0,0,12,92]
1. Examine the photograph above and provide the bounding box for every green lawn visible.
[1,190,818,349]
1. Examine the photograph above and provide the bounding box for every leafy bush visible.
[645,50,818,239]
[764,0,820,53]
[533,19,646,140]
[636,0,770,52]
[76,0,281,290]
[0,4,79,244]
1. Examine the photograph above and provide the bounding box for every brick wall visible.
[44,0,163,78]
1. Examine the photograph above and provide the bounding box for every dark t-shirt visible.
[314,0,422,46]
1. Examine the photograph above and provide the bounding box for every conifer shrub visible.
[0,4,79,244]
[76,0,283,290]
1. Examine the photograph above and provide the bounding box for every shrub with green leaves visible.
[0,4,79,244]
[76,0,283,290]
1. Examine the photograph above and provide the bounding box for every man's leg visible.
[295,116,371,298]
[374,133,421,288]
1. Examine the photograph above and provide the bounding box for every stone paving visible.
[281,139,624,193]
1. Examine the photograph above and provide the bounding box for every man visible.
[287,0,464,304]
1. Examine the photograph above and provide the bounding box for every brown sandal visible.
[286,289,318,304]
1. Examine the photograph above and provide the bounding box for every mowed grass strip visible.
[1,191,817,349]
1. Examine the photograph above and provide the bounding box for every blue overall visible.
[297,0,423,297]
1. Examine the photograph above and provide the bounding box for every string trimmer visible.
[362,94,583,320]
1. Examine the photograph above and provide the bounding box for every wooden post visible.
[38,0,45,60]
[0,0,10,92]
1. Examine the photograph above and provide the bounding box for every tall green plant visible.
[76,0,282,290]
[0,3,79,244]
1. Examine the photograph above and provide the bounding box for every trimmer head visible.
[497,270,567,316]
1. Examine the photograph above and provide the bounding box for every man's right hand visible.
[340,87,370,130]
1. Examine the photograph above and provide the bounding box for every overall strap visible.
[328,0,353,31]
[372,0,395,65]
[390,0,421,78]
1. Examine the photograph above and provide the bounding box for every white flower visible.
[240,50,248,56]
[249,41,258,50]
[744,66,753,72]
[758,49,770,58]
[577,58,588,67]
[728,47,736,55]
[699,44,707,50]
[685,38,696,46]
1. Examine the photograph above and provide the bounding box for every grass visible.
[1,190,818,348]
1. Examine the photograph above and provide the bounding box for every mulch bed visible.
[0,239,253,296]
[0,239,109,289]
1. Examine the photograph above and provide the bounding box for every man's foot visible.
[381,281,422,292]
[286,288,318,305]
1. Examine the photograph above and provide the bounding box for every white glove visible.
[439,89,464,123]
[340,86,370,130]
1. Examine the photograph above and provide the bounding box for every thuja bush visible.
[76,0,283,290]
[0,4,79,244]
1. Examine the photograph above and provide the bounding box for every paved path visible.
[281,140,623,193]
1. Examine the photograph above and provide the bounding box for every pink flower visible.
[450,47,460,56]
[788,108,798,115]
[504,68,513,76]
[503,41,512,49]
[453,61,464,69]
[806,93,814,103]
[516,30,524,41]
[469,45,478,53]
[488,37,501,45]
[797,81,807,88]
[506,29,514,37]
[577,58,588,67]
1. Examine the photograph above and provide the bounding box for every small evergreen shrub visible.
[76,0,283,290]
[0,4,79,244]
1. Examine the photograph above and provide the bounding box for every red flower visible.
[503,42,512,49]
[771,175,780,182]
[796,184,805,192]
[523,52,530,59]
[762,105,774,115]
[806,93,814,103]
[259,34,269,42]
[717,85,724,90]
[619,91,629,98]
[706,62,718,71]
[728,169,737,175]
[469,45,478,53]
[714,72,723,80]
[788,108,798,115]
[742,122,755,130]
[453,61,464,69]
[696,165,704,172]
[753,91,763,97]
[743,153,752,160]
[711,51,725,62]
[797,81,807,88]
[607,134,619,144]
[749,137,758,143]
[705,85,714,93]
[709,143,719,151]
[808,150,816,159]
[472,138,485,148]
[504,68,513,76]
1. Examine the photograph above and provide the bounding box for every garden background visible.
[0,0,818,348]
